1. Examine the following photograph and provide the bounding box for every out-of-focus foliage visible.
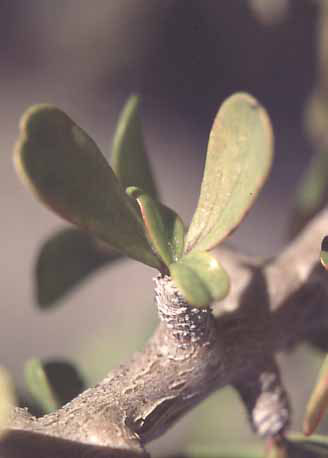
[24,359,84,414]
[36,228,121,308]
[304,355,328,436]
[248,0,289,25]
[290,1,328,238]
[0,367,15,438]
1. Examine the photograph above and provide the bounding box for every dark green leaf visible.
[42,360,85,407]
[15,105,160,269]
[36,228,121,308]
[185,93,273,254]
[0,367,15,436]
[127,186,185,266]
[304,355,328,435]
[111,95,158,198]
[169,251,230,307]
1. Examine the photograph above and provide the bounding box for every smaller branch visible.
[234,358,290,437]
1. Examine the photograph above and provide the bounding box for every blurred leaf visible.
[111,95,158,198]
[186,443,263,458]
[248,0,289,25]
[169,251,230,307]
[127,186,185,266]
[14,105,161,269]
[185,93,273,254]
[320,236,328,271]
[36,228,121,308]
[285,434,328,457]
[24,359,84,414]
[0,367,15,437]
[41,360,85,406]
[304,355,328,435]
[289,149,328,239]
[24,359,59,413]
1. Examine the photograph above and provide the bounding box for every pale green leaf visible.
[169,251,230,307]
[36,228,121,308]
[111,95,158,198]
[127,186,185,266]
[14,105,160,269]
[185,93,273,253]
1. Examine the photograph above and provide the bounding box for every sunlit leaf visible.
[24,359,59,413]
[169,251,230,307]
[185,93,273,254]
[127,186,185,266]
[304,355,328,435]
[0,367,15,437]
[14,105,161,269]
[320,236,328,271]
[36,228,122,308]
[111,95,158,198]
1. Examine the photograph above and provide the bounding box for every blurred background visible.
[0,0,326,454]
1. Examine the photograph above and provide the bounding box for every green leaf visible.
[0,367,15,436]
[169,251,230,307]
[185,93,273,254]
[320,236,328,271]
[304,355,328,435]
[111,95,158,198]
[24,359,84,414]
[24,359,59,413]
[127,186,185,266]
[36,228,121,308]
[14,105,161,269]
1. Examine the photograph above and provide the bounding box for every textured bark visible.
[2,209,328,457]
